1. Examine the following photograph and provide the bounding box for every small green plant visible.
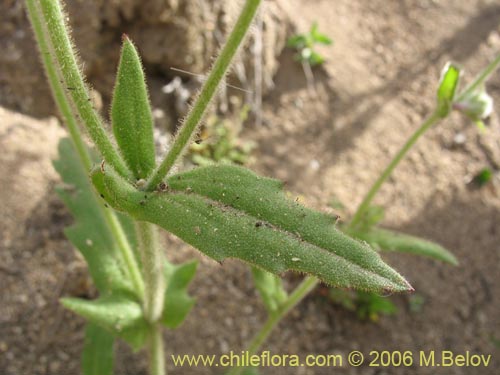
[188,104,255,166]
[408,293,425,314]
[287,22,332,94]
[328,288,397,322]
[287,22,332,66]
[473,167,493,187]
[26,1,499,375]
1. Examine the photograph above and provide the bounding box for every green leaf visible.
[473,167,493,187]
[61,294,149,351]
[313,33,333,45]
[287,34,307,49]
[111,36,156,179]
[92,164,412,293]
[437,62,460,118]
[310,23,332,45]
[53,138,132,293]
[356,291,397,321]
[308,51,325,66]
[251,267,287,313]
[353,227,458,265]
[161,260,198,328]
[82,323,114,375]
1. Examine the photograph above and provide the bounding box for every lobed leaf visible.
[92,164,412,293]
[53,138,132,293]
[353,227,458,265]
[161,260,198,329]
[62,294,149,351]
[111,36,156,179]
[437,62,460,118]
[82,323,114,375]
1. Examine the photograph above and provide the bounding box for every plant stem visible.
[136,222,165,323]
[26,0,144,299]
[149,323,166,375]
[232,50,500,375]
[106,212,145,299]
[456,53,500,101]
[228,276,317,375]
[301,61,317,96]
[25,0,91,171]
[37,0,131,178]
[145,0,261,190]
[233,110,444,373]
[348,110,442,230]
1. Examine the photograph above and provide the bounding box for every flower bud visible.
[454,87,493,121]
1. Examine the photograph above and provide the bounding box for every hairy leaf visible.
[354,227,458,265]
[111,36,156,179]
[53,138,132,293]
[251,267,287,313]
[437,62,460,118]
[82,323,114,375]
[62,294,149,351]
[161,260,198,329]
[92,164,412,292]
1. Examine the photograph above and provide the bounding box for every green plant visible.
[227,57,500,375]
[25,1,499,375]
[408,293,425,314]
[287,22,332,94]
[188,103,255,166]
[287,22,332,66]
[328,288,397,322]
[473,167,493,187]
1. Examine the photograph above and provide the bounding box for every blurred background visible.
[1,0,499,374]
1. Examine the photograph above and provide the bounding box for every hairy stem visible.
[106,212,145,299]
[149,324,166,375]
[228,277,317,375]
[26,0,144,299]
[136,222,165,323]
[348,110,442,230]
[37,0,131,178]
[146,0,261,190]
[25,0,91,170]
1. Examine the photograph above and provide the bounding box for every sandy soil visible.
[1,0,500,374]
